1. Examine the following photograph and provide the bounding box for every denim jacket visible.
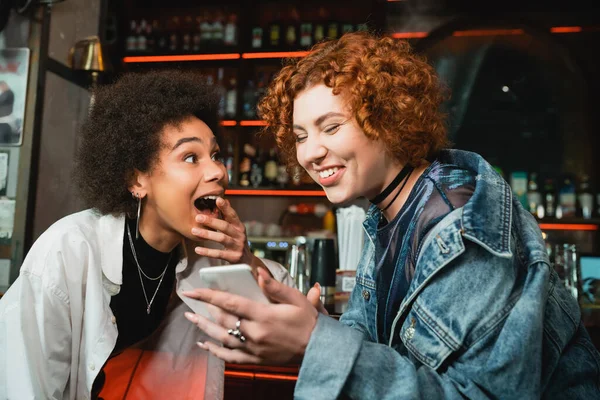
[295,149,600,400]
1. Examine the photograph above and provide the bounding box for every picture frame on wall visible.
[0,48,30,146]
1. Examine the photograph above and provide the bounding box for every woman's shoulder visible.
[23,209,123,273]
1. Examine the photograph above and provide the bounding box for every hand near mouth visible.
[191,197,269,279]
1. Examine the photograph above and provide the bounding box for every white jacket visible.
[0,209,293,400]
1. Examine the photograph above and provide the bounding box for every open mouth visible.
[194,195,222,219]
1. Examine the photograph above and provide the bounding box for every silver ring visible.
[227,319,246,343]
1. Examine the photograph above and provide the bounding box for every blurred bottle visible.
[510,171,528,209]
[313,7,326,43]
[544,178,556,218]
[216,68,226,118]
[192,17,202,52]
[242,80,257,119]
[211,11,225,47]
[238,144,255,187]
[223,143,235,185]
[224,13,238,46]
[167,16,180,53]
[285,6,300,49]
[250,148,264,188]
[263,147,279,186]
[558,175,576,219]
[269,9,282,49]
[577,174,594,219]
[225,77,237,119]
[527,172,542,218]
[300,21,313,48]
[200,11,212,45]
[137,19,148,52]
[126,20,138,53]
[323,209,336,234]
[251,26,263,49]
[276,164,289,188]
[288,244,309,295]
[181,16,193,53]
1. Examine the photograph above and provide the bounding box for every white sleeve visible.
[260,258,296,288]
[0,269,72,399]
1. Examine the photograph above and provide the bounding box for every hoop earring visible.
[132,192,142,240]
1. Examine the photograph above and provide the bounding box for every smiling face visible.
[293,84,400,204]
[131,116,227,250]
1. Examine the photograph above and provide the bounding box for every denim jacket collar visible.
[363,149,513,258]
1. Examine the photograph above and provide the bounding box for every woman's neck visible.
[137,216,181,253]
[380,162,430,222]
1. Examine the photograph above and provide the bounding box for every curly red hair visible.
[258,31,450,170]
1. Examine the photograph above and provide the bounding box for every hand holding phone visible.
[198,264,271,304]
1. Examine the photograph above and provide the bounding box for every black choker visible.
[369,164,414,205]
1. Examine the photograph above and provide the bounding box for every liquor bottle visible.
[216,68,226,119]
[238,144,255,187]
[223,142,235,185]
[313,7,326,44]
[269,9,282,49]
[300,22,313,48]
[264,147,279,186]
[558,175,576,218]
[341,23,354,35]
[192,17,202,52]
[250,148,265,188]
[167,16,180,53]
[326,21,339,40]
[285,7,300,49]
[251,26,263,49]
[137,19,148,52]
[277,164,289,188]
[224,13,238,46]
[211,11,225,47]
[526,172,542,217]
[154,19,168,54]
[225,77,237,120]
[510,171,528,210]
[356,22,369,32]
[181,16,193,53]
[242,80,257,119]
[145,20,155,53]
[577,174,594,219]
[544,178,556,218]
[200,11,212,46]
[126,20,138,53]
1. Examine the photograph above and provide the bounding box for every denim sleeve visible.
[295,257,549,399]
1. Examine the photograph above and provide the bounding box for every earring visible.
[132,192,142,240]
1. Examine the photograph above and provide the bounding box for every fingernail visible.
[197,341,207,349]
[216,197,225,206]
[192,227,201,235]
[196,215,206,223]
[315,282,321,291]
[185,312,199,323]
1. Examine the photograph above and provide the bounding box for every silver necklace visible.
[126,223,172,314]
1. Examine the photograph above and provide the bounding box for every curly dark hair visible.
[258,31,450,169]
[75,69,220,216]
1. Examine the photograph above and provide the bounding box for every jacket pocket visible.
[399,301,461,370]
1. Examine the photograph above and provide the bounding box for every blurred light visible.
[550,26,582,33]
[391,32,429,39]
[502,86,509,93]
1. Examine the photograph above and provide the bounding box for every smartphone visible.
[198,264,271,304]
